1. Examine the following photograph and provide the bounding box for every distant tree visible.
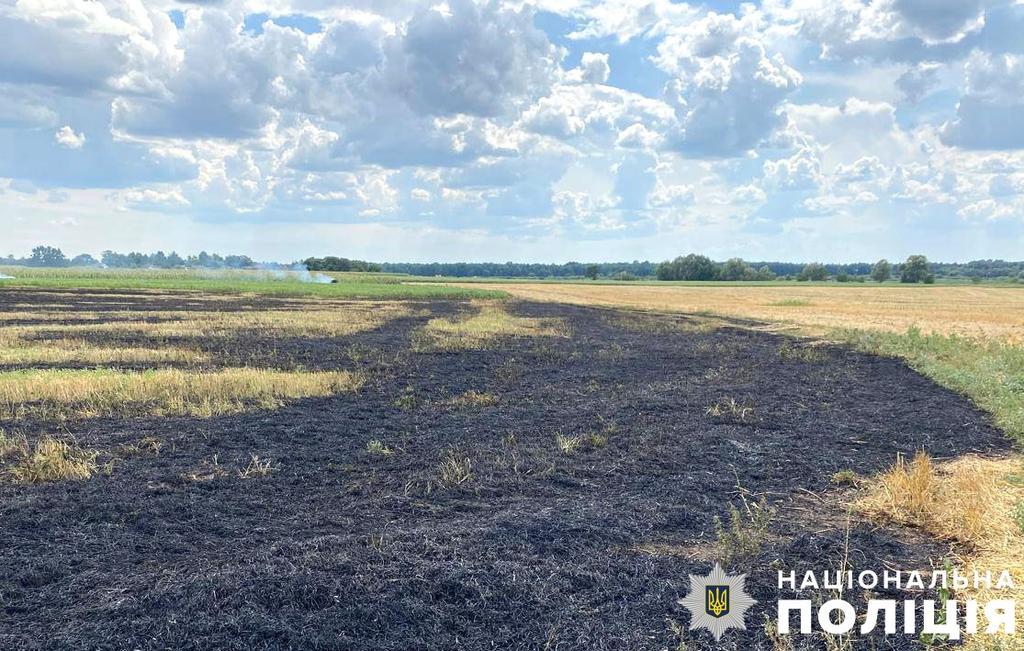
[303,256,379,272]
[835,272,850,282]
[28,245,67,267]
[166,251,185,267]
[657,254,718,281]
[754,265,776,281]
[584,264,599,280]
[656,260,674,280]
[191,251,219,268]
[224,255,254,269]
[70,253,99,267]
[900,255,931,283]
[719,258,755,281]
[797,262,828,282]
[871,259,891,283]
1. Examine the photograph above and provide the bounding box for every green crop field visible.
[0,267,505,300]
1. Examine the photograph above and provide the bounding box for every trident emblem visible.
[705,585,730,618]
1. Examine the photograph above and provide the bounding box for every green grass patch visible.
[0,267,504,299]
[836,327,1024,443]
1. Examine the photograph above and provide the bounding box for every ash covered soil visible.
[0,290,1011,650]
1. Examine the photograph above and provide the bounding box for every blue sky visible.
[1,0,1022,263]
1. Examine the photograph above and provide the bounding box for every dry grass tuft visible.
[238,454,274,479]
[0,429,28,460]
[392,386,417,410]
[412,301,564,352]
[585,431,609,448]
[859,453,1024,645]
[555,432,583,454]
[555,422,615,454]
[445,390,498,408]
[183,456,229,482]
[0,368,363,420]
[436,449,473,488]
[5,436,97,483]
[706,397,755,421]
[119,436,163,457]
[366,439,393,456]
[830,469,861,487]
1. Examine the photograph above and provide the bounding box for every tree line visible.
[376,261,659,278]
[0,246,383,272]
[655,254,944,283]
[302,257,381,272]
[4,245,1023,282]
[2,246,258,269]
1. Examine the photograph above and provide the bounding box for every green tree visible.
[900,255,931,283]
[719,258,755,281]
[70,253,98,267]
[657,254,718,281]
[28,245,67,267]
[584,264,599,280]
[797,262,828,282]
[871,259,891,283]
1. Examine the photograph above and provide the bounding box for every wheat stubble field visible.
[452,283,1024,341]
[1,276,1022,650]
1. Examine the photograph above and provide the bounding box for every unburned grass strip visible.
[0,368,363,420]
[0,332,208,365]
[412,300,564,352]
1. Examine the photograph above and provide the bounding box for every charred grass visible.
[0,289,1015,650]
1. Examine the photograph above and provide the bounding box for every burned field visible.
[0,289,1011,650]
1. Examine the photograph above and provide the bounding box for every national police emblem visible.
[679,563,756,641]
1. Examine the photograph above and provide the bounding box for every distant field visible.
[0,267,504,300]
[452,282,1024,342]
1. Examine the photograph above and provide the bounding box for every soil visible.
[0,290,1011,650]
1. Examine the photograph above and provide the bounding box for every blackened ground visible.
[0,292,1011,650]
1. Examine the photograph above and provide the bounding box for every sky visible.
[1,0,1023,263]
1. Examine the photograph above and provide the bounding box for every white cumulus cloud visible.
[54,126,86,149]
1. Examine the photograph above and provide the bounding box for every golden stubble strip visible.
[0,368,363,420]
[0,331,207,365]
[858,453,1024,645]
[412,300,565,351]
[0,302,412,340]
[465,283,1024,343]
